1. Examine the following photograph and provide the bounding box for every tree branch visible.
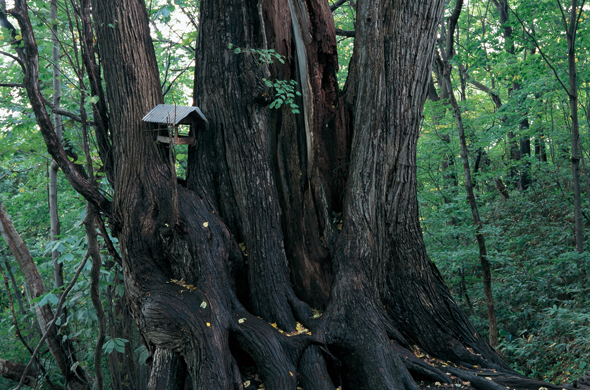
[85,204,107,390]
[445,0,464,60]
[555,0,569,32]
[0,82,22,87]
[1,266,60,390]
[330,0,349,11]
[179,4,198,31]
[468,79,502,109]
[335,28,355,37]
[0,357,38,388]
[0,200,92,389]
[42,96,87,123]
[77,0,114,184]
[12,0,111,215]
[0,49,25,69]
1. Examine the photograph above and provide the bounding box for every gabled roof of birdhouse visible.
[142,104,207,126]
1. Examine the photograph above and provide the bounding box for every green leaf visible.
[35,293,59,307]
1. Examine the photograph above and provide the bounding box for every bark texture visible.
[92,1,308,388]
[338,0,506,369]
[0,357,38,388]
[12,0,563,388]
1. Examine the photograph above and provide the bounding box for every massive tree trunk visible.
[337,0,506,370]
[189,0,346,315]
[14,0,570,388]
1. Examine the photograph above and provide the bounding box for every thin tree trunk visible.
[438,0,499,349]
[2,257,26,314]
[0,201,91,389]
[432,58,459,202]
[86,202,107,390]
[1,264,61,390]
[580,147,590,209]
[566,0,584,253]
[535,134,548,162]
[445,72,499,348]
[48,0,65,332]
[492,0,531,189]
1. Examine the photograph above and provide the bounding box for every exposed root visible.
[230,311,302,390]
[147,348,187,390]
[299,346,336,390]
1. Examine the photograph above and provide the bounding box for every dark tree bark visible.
[190,0,347,315]
[12,0,571,389]
[348,0,505,367]
[0,357,39,388]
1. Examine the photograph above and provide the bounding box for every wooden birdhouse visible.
[142,104,208,145]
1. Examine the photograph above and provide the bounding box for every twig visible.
[42,96,87,124]
[0,82,23,87]
[163,62,194,97]
[95,213,122,267]
[179,5,198,31]
[0,50,25,69]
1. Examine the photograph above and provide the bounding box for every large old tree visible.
[6,0,579,388]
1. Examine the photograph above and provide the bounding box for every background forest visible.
[0,0,589,388]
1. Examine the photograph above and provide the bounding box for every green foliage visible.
[0,0,187,387]
[103,337,129,355]
[228,43,285,65]
[263,78,302,113]
[1,0,589,387]
[228,44,302,114]
[419,0,590,384]
[332,1,355,88]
